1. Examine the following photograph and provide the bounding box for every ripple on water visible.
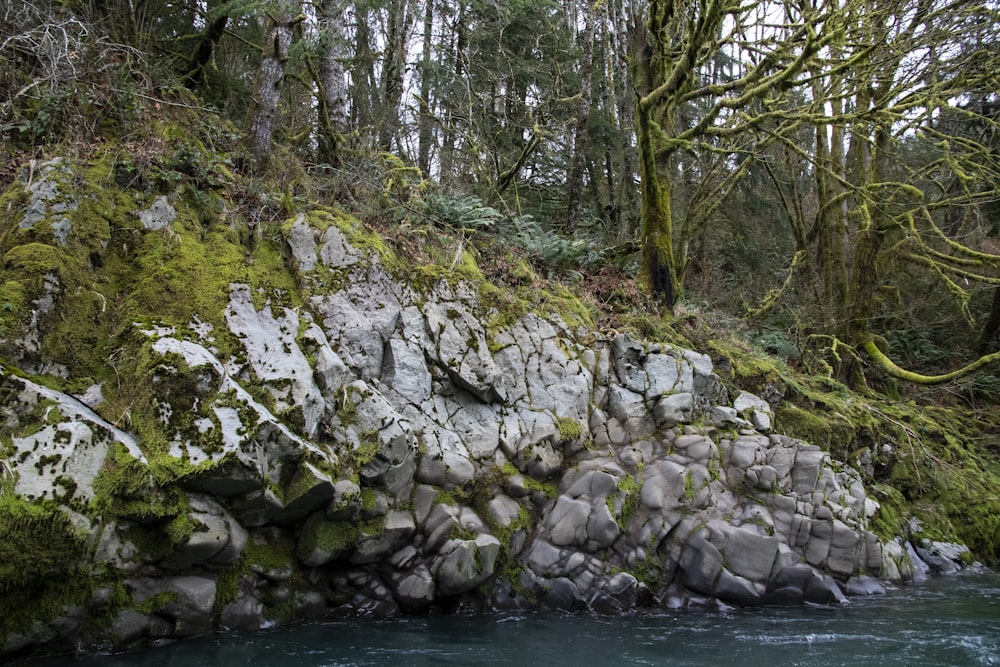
[22,575,1000,667]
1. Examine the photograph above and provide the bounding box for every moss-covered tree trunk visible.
[636,104,677,309]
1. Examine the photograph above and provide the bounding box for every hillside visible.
[1,105,1000,658]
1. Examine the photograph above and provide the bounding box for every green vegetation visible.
[0,494,92,636]
[554,416,583,443]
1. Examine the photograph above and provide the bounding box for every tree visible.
[312,0,352,165]
[633,0,830,308]
[247,6,303,165]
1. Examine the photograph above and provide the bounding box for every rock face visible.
[0,158,954,659]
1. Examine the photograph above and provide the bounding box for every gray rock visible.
[733,391,772,432]
[515,426,564,480]
[679,531,724,595]
[791,447,826,494]
[653,393,694,427]
[319,225,363,267]
[564,466,622,499]
[162,495,247,569]
[720,527,779,584]
[423,301,503,403]
[585,500,621,550]
[715,570,762,607]
[645,353,687,397]
[394,565,435,610]
[111,610,151,643]
[382,337,432,403]
[281,462,335,522]
[219,595,264,632]
[139,196,177,231]
[547,496,591,547]
[611,335,648,393]
[912,539,971,574]
[843,575,885,596]
[20,158,78,241]
[541,577,582,611]
[286,214,318,271]
[350,510,415,564]
[709,406,749,428]
[128,576,217,638]
[433,535,501,596]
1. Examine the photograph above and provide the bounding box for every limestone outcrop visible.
[0,158,965,659]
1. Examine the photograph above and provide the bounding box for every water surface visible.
[32,574,1000,666]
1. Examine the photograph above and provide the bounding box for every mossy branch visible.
[745,250,807,318]
[862,338,1000,385]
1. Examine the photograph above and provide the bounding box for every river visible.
[27,574,1000,666]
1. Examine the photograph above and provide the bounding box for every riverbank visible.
[2,147,999,661]
[22,573,1000,667]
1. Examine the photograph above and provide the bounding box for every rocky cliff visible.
[0,155,971,658]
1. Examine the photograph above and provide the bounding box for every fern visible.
[419,193,502,231]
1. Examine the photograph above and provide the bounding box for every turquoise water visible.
[29,574,1000,666]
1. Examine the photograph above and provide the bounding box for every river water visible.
[31,574,1000,666]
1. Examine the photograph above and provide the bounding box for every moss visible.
[2,243,64,277]
[867,482,906,542]
[134,591,180,615]
[0,495,92,636]
[622,314,675,343]
[91,443,186,522]
[774,403,855,450]
[245,531,297,572]
[554,416,583,443]
[707,457,720,482]
[337,392,358,426]
[616,470,641,528]
[353,433,380,467]
[683,470,695,501]
[0,279,27,336]
[297,518,359,560]
[360,487,378,513]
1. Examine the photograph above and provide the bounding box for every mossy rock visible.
[0,495,93,636]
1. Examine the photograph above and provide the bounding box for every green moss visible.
[134,591,180,615]
[0,279,27,335]
[337,392,358,426]
[683,470,695,501]
[360,487,378,513]
[2,243,64,277]
[91,443,184,522]
[554,416,583,443]
[353,433,380,467]
[297,517,359,561]
[0,495,92,636]
[617,470,641,528]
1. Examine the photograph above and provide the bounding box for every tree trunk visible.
[350,6,376,141]
[977,287,1000,354]
[417,0,435,176]
[566,0,595,229]
[378,0,412,153]
[183,5,229,90]
[637,103,676,309]
[314,0,350,165]
[247,10,297,165]
[438,1,468,185]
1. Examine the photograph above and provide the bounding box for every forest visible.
[1,0,999,393]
